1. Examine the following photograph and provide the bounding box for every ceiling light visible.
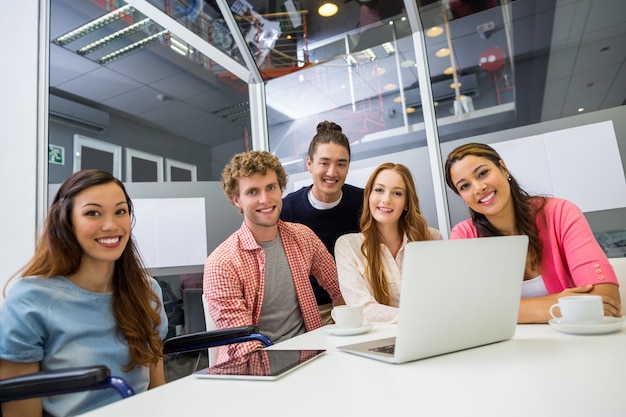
[426,26,443,37]
[344,55,357,66]
[170,35,189,55]
[578,107,585,112]
[98,30,168,64]
[406,107,415,113]
[381,42,395,55]
[362,49,377,60]
[318,3,338,17]
[373,67,386,76]
[55,4,134,46]
[450,82,462,89]
[393,96,404,103]
[383,83,397,91]
[443,66,455,75]
[77,18,152,56]
[435,48,450,58]
[401,60,415,68]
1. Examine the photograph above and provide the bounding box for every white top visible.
[307,189,341,209]
[521,275,549,298]
[81,322,626,417]
[334,228,443,323]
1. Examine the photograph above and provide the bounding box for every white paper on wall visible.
[132,198,207,268]
[492,120,626,212]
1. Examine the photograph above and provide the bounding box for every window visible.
[166,158,197,182]
[73,135,122,178]
[125,148,164,183]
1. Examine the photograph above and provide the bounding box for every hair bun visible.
[316,120,343,134]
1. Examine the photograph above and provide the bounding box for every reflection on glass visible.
[268,10,418,172]
[49,0,251,183]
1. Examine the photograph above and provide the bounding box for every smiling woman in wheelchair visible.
[0,170,168,417]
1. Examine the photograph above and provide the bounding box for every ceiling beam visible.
[124,0,250,82]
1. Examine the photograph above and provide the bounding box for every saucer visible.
[548,316,624,335]
[324,323,373,336]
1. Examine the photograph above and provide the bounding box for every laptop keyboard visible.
[369,344,395,355]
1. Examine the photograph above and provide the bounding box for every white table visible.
[82,323,626,416]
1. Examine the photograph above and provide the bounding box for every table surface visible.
[82,322,626,416]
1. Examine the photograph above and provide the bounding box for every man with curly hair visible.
[204,151,344,364]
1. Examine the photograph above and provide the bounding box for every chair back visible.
[201,294,219,365]
[608,257,626,314]
[182,288,206,334]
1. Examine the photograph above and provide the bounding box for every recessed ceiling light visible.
[578,107,585,112]
[426,26,443,37]
[373,67,386,76]
[318,3,338,17]
[435,48,450,58]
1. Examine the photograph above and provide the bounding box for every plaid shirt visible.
[204,220,340,363]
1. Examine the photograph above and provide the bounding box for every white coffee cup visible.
[549,295,604,325]
[331,305,363,329]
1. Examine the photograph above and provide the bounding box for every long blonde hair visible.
[359,163,432,304]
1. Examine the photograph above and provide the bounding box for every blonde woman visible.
[335,163,442,323]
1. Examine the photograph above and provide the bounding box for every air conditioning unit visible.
[49,95,110,133]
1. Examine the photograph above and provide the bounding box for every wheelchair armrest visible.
[163,325,273,354]
[0,365,134,402]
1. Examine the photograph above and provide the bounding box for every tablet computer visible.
[193,349,326,381]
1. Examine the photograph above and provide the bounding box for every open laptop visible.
[337,235,528,364]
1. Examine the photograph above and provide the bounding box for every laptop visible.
[337,235,528,364]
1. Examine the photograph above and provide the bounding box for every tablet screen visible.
[194,349,326,381]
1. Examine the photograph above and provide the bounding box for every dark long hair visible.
[18,169,163,370]
[444,143,546,269]
[360,163,432,304]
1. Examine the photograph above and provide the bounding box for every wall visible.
[48,113,215,183]
[210,138,248,179]
[285,106,626,237]
[0,1,41,303]
[441,106,626,234]
[111,181,241,276]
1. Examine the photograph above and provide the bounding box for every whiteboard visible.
[132,198,208,268]
[492,120,626,213]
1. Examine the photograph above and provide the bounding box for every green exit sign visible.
[48,144,65,165]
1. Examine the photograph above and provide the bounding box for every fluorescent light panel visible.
[77,18,152,56]
[98,29,168,64]
[55,4,135,46]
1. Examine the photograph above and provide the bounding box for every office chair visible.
[183,288,207,335]
[0,326,272,411]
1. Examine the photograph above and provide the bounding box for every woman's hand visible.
[588,283,622,318]
[518,285,592,323]
[518,284,621,323]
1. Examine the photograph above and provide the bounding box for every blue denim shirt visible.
[0,275,168,417]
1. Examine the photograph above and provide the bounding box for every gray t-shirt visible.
[256,234,306,344]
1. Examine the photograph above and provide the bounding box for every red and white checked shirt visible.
[203,220,340,363]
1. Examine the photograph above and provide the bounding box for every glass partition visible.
[429,0,626,244]
[267,0,626,239]
[49,0,252,184]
